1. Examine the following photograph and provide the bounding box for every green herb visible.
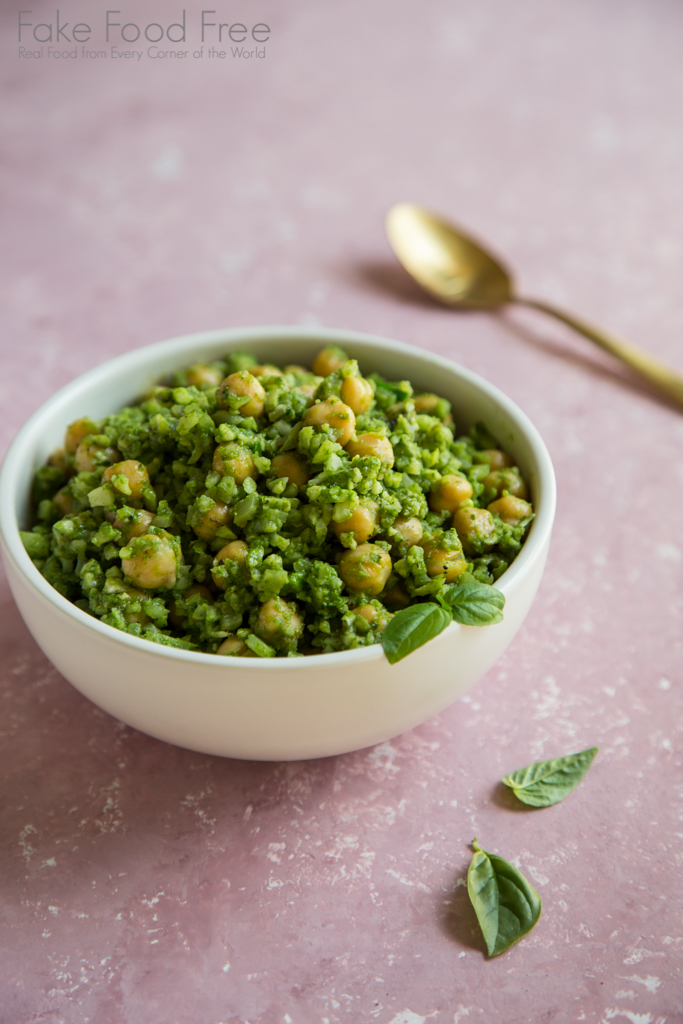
[20,530,51,559]
[445,580,505,626]
[467,839,542,957]
[245,633,276,658]
[381,602,452,664]
[502,747,599,807]
[382,580,505,663]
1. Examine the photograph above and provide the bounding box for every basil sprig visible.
[380,580,505,664]
[502,747,599,807]
[467,839,542,956]
[443,580,505,626]
[381,603,452,664]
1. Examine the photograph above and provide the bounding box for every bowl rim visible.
[0,324,556,670]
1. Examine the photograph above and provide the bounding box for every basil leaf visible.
[369,374,412,399]
[502,747,599,807]
[447,581,505,626]
[467,839,542,957]
[381,602,452,664]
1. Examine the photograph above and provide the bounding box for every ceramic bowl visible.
[0,326,555,760]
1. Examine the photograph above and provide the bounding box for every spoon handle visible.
[517,296,683,408]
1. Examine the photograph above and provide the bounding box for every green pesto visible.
[22,349,535,657]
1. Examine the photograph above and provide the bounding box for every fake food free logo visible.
[17,10,271,61]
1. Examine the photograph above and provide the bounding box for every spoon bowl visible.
[386,203,513,308]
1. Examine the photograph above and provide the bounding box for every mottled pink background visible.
[2,1,683,1022]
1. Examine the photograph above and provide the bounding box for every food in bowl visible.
[0,327,555,759]
[20,345,534,659]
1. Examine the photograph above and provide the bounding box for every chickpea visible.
[143,385,168,401]
[211,539,248,588]
[391,516,423,548]
[216,636,255,657]
[356,603,377,625]
[215,539,248,565]
[250,364,283,378]
[64,417,98,455]
[482,449,514,471]
[193,500,232,541]
[484,467,528,500]
[48,448,69,471]
[312,345,347,377]
[168,601,184,628]
[355,603,392,631]
[54,488,74,516]
[332,500,379,544]
[345,433,394,465]
[429,474,473,514]
[284,364,310,375]
[303,397,356,446]
[186,363,223,388]
[382,585,410,608]
[74,441,97,473]
[74,439,120,473]
[256,597,304,650]
[413,394,439,414]
[488,495,533,525]
[414,394,452,425]
[102,460,150,500]
[122,532,178,589]
[270,452,310,489]
[216,370,266,418]
[422,541,468,583]
[453,506,498,554]
[338,543,392,596]
[213,443,257,485]
[113,509,155,538]
[297,383,317,402]
[340,375,373,415]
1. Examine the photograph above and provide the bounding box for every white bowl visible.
[0,327,555,760]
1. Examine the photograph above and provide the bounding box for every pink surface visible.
[2,1,683,1021]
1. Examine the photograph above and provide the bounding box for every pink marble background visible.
[2,0,683,1021]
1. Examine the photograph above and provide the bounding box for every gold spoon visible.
[386,202,683,408]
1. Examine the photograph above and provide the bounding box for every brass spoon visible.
[386,202,683,408]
